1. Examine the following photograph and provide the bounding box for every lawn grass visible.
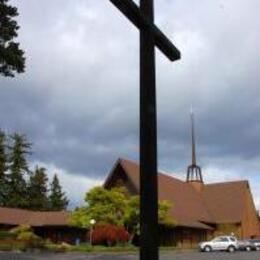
[1,240,194,254]
[0,240,26,251]
[69,244,194,254]
[70,244,138,253]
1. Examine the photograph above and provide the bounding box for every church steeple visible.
[186,108,203,184]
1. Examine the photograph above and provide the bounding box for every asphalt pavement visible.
[0,251,260,260]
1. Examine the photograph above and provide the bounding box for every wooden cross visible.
[109,1,181,259]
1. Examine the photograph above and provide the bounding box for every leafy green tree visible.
[70,186,175,236]
[6,133,31,208]
[0,130,8,206]
[124,196,175,236]
[0,0,25,77]
[49,174,69,210]
[123,195,139,235]
[27,166,49,210]
[70,187,128,228]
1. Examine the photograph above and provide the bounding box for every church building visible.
[104,113,260,247]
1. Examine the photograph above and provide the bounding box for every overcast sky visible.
[1,0,260,209]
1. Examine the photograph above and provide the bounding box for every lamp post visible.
[89,219,96,246]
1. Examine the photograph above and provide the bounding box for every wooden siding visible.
[241,183,260,238]
[34,226,87,244]
[159,225,207,247]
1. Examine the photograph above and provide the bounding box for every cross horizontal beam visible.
[109,0,181,62]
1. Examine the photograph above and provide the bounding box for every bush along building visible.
[104,113,260,247]
[0,207,86,244]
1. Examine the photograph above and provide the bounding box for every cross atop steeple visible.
[187,108,203,183]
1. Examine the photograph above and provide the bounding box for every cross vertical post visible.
[140,0,158,259]
[108,1,181,259]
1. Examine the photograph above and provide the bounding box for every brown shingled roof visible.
[0,207,70,227]
[104,158,250,229]
[201,181,248,223]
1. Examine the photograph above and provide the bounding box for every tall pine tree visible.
[6,133,31,208]
[0,0,25,77]
[0,130,8,206]
[49,174,69,211]
[27,166,49,210]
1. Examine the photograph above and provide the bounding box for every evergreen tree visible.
[6,133,31,208]
[49,174,68,211]
[0,130,8,206]
[27,166,49,210]
[0,0,25,77]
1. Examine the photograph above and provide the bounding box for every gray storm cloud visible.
[1,0,260,201]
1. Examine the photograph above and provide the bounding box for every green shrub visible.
[0,243,13,251]
[17,231,39,241]
[10,225,32,235]
[0,241,26,252]
[55,242,72,253]
[44,238,53,245]
[0,231,16,240]
[17,231,44,249]
[8,225,44,249]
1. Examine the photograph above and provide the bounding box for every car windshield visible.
[212,237,225,242]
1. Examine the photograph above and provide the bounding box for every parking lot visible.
[0,251,260,260]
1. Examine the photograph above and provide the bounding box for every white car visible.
[250,239,260,251]
[199,236,238,252]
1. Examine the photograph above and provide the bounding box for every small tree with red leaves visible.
[92,224,130,246]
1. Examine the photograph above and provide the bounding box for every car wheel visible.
[204,246,212,252]
[245,246,251,252]
[227,246,235,253]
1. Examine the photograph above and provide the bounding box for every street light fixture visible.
[89,219,96,246]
